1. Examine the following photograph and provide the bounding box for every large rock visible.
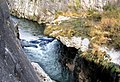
[55,36,90,50]
[0,0,40,82]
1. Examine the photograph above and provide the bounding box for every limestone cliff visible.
[0,0,40,82]
[8,0,120,23]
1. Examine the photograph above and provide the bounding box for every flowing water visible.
[11,16,73,82]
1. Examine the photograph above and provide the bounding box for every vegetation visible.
[44,3,120,64]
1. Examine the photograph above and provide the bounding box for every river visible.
[11,16,73,82]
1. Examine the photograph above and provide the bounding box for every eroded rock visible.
[55,36,90,50]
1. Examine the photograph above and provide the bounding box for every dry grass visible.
[44,5,120,62]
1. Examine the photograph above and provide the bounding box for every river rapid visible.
[11,16,74,82]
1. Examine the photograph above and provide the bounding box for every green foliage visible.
[103,2,117,11]
[44,25,75,38]
[87,8,102,21]
[75,0,81,8]
[58,18,91,38]
[106,26,120,50]
[87,8,98,14]
[51,0,54,2]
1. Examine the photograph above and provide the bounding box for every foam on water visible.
[23,39,67,81]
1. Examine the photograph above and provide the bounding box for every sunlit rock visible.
[81,38,90,51]
[58,36,82,49]
[52,16,70,25]
[31,62,55,82]
[57,36,90,50]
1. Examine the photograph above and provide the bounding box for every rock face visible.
[0,0,40,82]
[8,0,120,23]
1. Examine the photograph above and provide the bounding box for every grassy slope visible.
[44,4,120,78]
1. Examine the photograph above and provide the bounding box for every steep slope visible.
[0,0,40,82]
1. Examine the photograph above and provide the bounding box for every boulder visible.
[57,36,90,50]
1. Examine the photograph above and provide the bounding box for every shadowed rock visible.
[0,0,40,82]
